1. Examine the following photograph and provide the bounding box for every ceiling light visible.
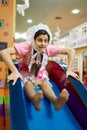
[71,9,80,14]
[15,32,21,39]
[15,32,26,39]
[27,19,32,23]
[21,33,26,39]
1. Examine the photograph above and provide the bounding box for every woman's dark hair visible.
[34,29,50,42]
[29,52,43,77]
[30,30,50,76]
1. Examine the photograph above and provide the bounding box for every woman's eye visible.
[37,38,48,43]
[44,39,48,43]
[38,39,42,42]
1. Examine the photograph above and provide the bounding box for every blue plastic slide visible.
[9,79,82,130]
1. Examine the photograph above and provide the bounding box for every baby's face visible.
[34,34,49,52]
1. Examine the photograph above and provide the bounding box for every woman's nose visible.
[42,41,45,45]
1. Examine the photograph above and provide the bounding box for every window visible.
[73,58,78,71]
[0,42,7,61]
[0,0,8,5]
[0,20,4,29]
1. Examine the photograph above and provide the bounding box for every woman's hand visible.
[66,70,79,80]
[7,71,23,86]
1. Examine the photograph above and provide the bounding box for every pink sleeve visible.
[46,45,61,57]
[14,42,31,56]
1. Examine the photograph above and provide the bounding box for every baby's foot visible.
[32,90,43,111]
[54,89,69,110]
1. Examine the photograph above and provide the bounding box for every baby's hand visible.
[66,70,79,80]
[7,71,23,86]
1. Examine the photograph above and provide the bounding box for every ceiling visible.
[16,0,87,37]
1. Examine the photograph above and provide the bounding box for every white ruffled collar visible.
[28,47,48,71]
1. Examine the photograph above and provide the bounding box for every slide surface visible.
[9,79,82,130]
[46,61,87,129]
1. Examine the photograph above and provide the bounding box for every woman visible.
[0,23,79,111]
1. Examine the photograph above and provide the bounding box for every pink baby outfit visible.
[14,42,61,86]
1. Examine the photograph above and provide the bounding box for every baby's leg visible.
[24,80,43,111]
[40,79,69,110]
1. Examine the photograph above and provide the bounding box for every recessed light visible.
[71,9,80,14]
[27,19,32,23]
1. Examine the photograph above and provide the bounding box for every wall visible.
[0,0,16,47]
[0,0,16,130]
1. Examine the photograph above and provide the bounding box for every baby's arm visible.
[0,47,23,85]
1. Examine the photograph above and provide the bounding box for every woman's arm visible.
[59,47,79,80]
[59,47,75,71]
[0,47,23,85]
[0,47,18,72]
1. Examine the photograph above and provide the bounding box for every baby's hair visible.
[34,30,50,42]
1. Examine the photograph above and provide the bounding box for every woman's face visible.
[34,34,49,52]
